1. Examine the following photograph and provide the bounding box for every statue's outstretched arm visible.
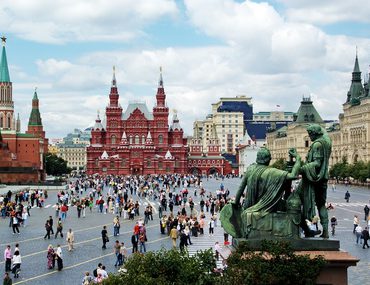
[286,148,301,180]
[234,174,247,206]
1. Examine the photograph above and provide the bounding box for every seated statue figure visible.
[220,147,302,239]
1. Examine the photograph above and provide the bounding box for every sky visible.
[1,0,370,139]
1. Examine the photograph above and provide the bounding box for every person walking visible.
[344,190,350,203]
[44,220,52,239]
[101,226,108,250]
[355,225,363,245]
[113,216,120,236]
[362,227,370,249]
[209,218,215,236]
[55,218,64,239]
[131,234,138,253]
[139,231,146,253]
[4,245,12,272]
[113,241,121,267]
[353,215,360,234]
[11,251,21,278]
[119,242,127,266]
[3,272,12,285]
[170,226,178,248]
[46,245,55,269]
[55,245,63,271]
[364,205,370,222]
[11,215,20,235]
[66,229,74,251]
[48,216,54,235]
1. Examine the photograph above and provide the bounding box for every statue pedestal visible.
[233,237,340,251]
[295,251,358,285]
[232,238,358,285]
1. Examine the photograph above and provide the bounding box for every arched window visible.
[0,113,3,128]
[158,135,163,144]
[129,136,133,144]
[142,135,145,144]
[135,135,140,144]
[7,114,11,129]
[111,135,116,144]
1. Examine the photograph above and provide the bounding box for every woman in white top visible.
[12,250,21,278]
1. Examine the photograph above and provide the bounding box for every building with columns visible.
[0,37,48,183]
[86,68,188,175]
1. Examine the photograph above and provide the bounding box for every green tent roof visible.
[0,45,10,82]
[294,97,323,124]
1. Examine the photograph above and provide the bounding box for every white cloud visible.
[277,0,370,25]
[6,0,370,139]
[0,0,178,44]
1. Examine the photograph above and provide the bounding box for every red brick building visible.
[0,37,48,183]
[86,68,188,175]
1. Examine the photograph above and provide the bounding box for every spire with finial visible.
[28,87,42,126]
[158,66,163,87]
[347,47,364,102]
[112,65,117,87]
[0,35,10,82]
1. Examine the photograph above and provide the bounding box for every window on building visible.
[305,140,309,148]
[135,135,140,144]
[111,135,116,144]
[158,135,163,144]
[0,113,3,128]
[158,160,163,169]
[7,115,11,129]
[147,158,151,167]
[110,161,114,168]
[142,135,145,144]
[129,136,133,144]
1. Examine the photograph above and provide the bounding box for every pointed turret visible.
[28,88,42,126]
[165,150,173,160]
[120,131,129,145]
[170,110,182,131]
[347,50,364,102]
[155,66,166,107]
[108,66,119,107]
[112,65,117,87]
[16,113,20,132]
[0,36,10,83]
[93,111,104,130]
[145,131,153,145]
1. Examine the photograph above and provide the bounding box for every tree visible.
[219,241,326,285]
[103,249,217,285]
[45,153,71,176]
[271,158,287,170]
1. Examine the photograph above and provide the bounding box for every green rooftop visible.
[0,43,10,83]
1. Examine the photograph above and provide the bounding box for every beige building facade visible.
[328,55,370,165]
[266,97,325,163]
[267,54,370,167]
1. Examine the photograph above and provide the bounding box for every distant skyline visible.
[1,0,370,138]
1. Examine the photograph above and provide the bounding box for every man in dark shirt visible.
[362,227,370,249]
[101,226,108,249]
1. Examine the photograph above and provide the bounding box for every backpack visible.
[93,268,98,278]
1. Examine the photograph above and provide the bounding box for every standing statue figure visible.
[221,147,302,239]
[298,124,332,239]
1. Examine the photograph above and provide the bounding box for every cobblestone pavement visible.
[0,177,368,284]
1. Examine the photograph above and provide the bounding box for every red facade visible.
[86,69,188,175]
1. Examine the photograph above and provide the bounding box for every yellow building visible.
[48,144,59,155]
[266,97,325,163]
[57,144,87,170]
[328,54,370,165]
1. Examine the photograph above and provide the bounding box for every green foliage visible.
[330,157,370,182]
[219,241,326,285]
[103,249,217,285]
[271,158,287,170]
[45,153,71,176]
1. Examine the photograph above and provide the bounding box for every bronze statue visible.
[221,147,301,239]
[221,124,332,242]
[298,124,332,238]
